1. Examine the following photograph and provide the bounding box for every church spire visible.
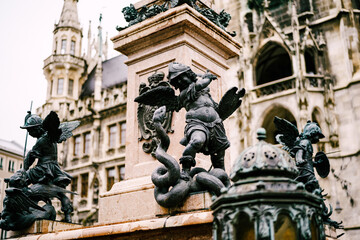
[57,0,80,29]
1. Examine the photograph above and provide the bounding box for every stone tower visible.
[43,0,86,117]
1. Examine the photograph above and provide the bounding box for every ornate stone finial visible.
[57,0,81,29]
[257,128,266,140]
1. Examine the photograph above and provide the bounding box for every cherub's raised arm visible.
[195,71,217,90]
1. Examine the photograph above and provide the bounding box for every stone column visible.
[99,3,241,224]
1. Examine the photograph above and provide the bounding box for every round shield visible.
[314,151,330,178]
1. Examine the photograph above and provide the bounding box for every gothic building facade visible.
[217,0,360,238]
[37,0,360,238]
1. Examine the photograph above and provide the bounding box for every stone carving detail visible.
[255,77,296,97]
[137,71,174,156]
[248,0,290,12]
[117,0,236,36]
[0,111,79,230]
[214,203,325,240]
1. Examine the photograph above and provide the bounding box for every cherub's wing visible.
[134,86,180,112]
[58,121,80,143]
[5,188,45,213]
[42,111,62,142]
[273,116,299,152]
[218,87,246,120]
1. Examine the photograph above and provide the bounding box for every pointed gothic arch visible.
[311,107,328,137]
[261,105,297,144]
[255,42,293,86]
[304,47,317,74]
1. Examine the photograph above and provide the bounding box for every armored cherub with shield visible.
[274,117,344,228]
[274,117,330,193]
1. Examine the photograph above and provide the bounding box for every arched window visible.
[234,213,255,240]
[245,12,254,33]
[70,36,76,55]
[352,0,360,9]
[262,106,297,144]
[305,49,317,74]
[54,38,58,54]
[255,43,293,85]
[61,39,67,54]
[311,108,327,136]
[274,214,298,239]
[310,216,320,240]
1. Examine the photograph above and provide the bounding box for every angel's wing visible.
[134,86,180,112]
[58,121,80,143]
[4,188,45,213]
[218,87,245,120]
[273,116,299,153]
[42,111,62,142]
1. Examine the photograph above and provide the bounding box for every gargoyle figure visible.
[274,117,343,229]
[135,62,245,207]
[0,169,76,231]
[17,111,79,223]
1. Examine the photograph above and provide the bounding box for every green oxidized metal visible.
[212,128,326,240]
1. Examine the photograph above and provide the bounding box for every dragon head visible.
[5,169,28,189]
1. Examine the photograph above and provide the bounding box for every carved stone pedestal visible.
[99,2,241,225]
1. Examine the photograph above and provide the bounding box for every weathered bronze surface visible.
[137,71,173,156]
[135,62,245,208]
[0,111,79,230]
[274,116,343,229]
[212,129,327,240]
[117,0,236,36]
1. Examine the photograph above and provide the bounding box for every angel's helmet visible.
[20,111,42,129]
[167,62,197,89]
[20,111,44,138]
[302,120,325,141]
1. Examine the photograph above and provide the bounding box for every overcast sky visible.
[0,0,138,150]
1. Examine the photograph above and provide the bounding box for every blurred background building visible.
[35,0,359,238]
[0,139,23,212]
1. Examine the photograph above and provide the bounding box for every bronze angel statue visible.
[0,111,79,230]
[136,62,245,176]
[135,62,245,208]
[273,117,329,193]
[274,117,343,228]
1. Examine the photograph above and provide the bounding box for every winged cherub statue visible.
[274,117,344,229]
[20,111,80,223]
[135,62,245,177]
[274,117,329,193]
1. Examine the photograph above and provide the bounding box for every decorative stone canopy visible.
[230,128,298,182]
[212,128,326,240]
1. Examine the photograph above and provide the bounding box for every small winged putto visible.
[20,111,80,223]
[274,117,343,229]
[274,117,330,192]
[135,62,245,177]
